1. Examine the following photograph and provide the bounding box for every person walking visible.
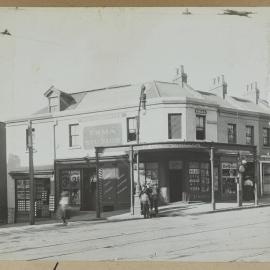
[58,191,70,225]
[151,184,160,216]
[139,185,151,218]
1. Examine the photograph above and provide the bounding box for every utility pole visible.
[237,153,245,207]
[27,120,35,225]
[254,147,258,206]
[95,147,101,218]
[129,146,134,215]
[210,147,215,211]
[134,84,146,215]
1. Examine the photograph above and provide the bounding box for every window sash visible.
[246,126,254,145]
[49,97,58,106]
[263,128,270,146]
[196,115,205,140]
[127,117,137,142]
[168,114,182,139]
[69,124,79,147]
[228,124,236,143]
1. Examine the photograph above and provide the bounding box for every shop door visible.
[169,170,183,202]
[82,168,96,211]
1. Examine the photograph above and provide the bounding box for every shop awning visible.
[9,165,54,179]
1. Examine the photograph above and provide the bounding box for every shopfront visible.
[259,157,270,196]
[55,156,131,212]
[132,142,256,204]
[10,168,54,223]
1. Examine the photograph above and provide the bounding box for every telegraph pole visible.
[210,147,216,210]
[95,147,101,218]
[27,120,35,225]
[237,154,245,207]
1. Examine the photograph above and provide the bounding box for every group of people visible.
[139,183,160,218]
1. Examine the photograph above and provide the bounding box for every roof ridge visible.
[68,83,133,96]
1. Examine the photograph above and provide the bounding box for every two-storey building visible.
[4,69,269,223]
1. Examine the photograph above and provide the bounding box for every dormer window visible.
[44,86,76,113]
[49,97,59,112]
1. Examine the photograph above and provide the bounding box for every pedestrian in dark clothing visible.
[150,184,160,216]
[139,185,151,218]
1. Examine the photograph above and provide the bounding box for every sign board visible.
[169,160,183,170]
[195,108,207,115]
[83,123,122,149]
[222,162,237,169]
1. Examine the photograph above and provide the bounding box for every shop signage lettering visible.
[136,143,204,151]
[83,123,122,149]
[222,162,237,169]
[195,108,207,115]
[189,168,200,174]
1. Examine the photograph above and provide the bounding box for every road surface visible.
[0,206,269,261]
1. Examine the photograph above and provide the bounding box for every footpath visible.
[1,197,270,230]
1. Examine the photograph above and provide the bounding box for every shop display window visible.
[16,178,50,218]
[145,162,159,186]
[221,162,237,199]
[188,162,210,200]
[61,170,81,206]
[133,162,159,187]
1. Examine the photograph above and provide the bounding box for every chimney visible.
[173,65,188,87]
[243,81,260,104]
[209,74,227,99]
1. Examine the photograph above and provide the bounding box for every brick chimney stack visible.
[173,65,187,87]
[209,74,227,99]
[243,81,260,104]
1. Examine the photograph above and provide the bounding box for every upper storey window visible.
[196,115,205,140]
[49,97,59,113]
[228,124,237,144]
[168,114,182,139]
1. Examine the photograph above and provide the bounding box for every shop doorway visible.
[81,168,96,211]
[169,170,183,202]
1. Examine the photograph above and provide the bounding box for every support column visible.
[254,148,258,206]
[95,147,101,218]
[210,147,216,211]
[27,120,35,225]
[129,146,134,215]
[133,150,141,216]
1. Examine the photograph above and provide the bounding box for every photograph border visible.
[0,1,270,269]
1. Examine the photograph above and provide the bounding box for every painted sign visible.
[83,123,122,149]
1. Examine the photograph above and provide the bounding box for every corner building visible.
[5,73,270,223]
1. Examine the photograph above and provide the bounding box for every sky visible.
[0,7,270,120]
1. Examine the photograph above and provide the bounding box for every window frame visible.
[263,128,270,147]
[49,96,59,113]
[168,113,182,139]
[127,117,137,142]
[245,125,254,145]
[228,123,237,144]
[69,123,80,147]
[196,115,206,140]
